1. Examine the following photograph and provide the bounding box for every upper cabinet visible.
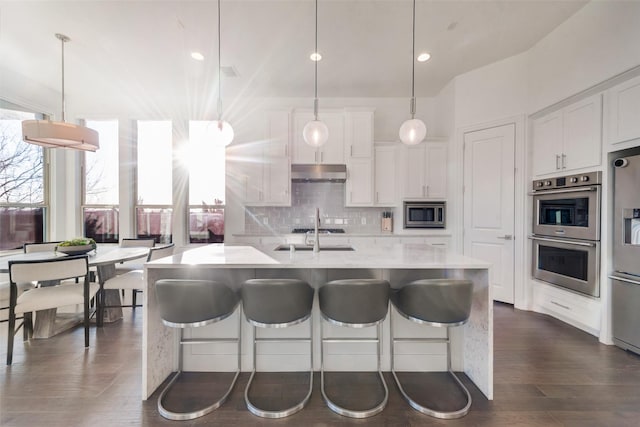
[606,74,640,146]
[344,109,375,207]
[292,110,344,164]
[402,140,448,200]
[374,144,398,206]
[531,94,602,176]
[345,109,374,158]
[242,109,291,206]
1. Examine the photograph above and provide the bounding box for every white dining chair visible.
[0,277,34,323]
[115,238,156,300]
[98,244,175,319]
[23,241,63,253]
[6,256,99,365]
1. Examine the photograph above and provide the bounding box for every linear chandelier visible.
[22,33,99,152]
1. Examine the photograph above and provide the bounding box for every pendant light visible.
[399,0,427,146]
[212,0,234,146]
[22,33,99,151]
[302,0,328,148]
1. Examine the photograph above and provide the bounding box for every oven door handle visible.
[609,275,640,286]
[528,235,597,247]
[529,186,599,196]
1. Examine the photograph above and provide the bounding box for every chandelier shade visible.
[21,33,99,152]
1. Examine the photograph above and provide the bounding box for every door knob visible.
[497,235,513,240]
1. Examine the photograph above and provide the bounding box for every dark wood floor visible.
[2,303,640,426]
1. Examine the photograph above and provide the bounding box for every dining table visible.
[0,245,150,338]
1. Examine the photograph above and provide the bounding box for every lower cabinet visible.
[532,280,601,336]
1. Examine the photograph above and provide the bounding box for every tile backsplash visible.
[244,182,390,234]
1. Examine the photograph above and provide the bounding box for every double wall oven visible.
[530,172,601,297]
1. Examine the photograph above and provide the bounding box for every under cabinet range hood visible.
[291,164,347,182]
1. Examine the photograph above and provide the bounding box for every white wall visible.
[527,0,640,114]
[453,52,529,129]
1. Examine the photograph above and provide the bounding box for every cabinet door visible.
[292,112,318,163]
[374,145,397,205]
[425,142,447,199]
[240,142,264,204]
[345,158,373,206]
[531,111,563,176]
[264,111,291,206]
[403,144,427,198]
[345,110,374,158]
[608,74,640,145]
[320,112,345,164]
[563,94,602,171]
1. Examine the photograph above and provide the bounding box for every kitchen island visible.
[143,243,492,400]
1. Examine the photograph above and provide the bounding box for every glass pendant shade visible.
[212,120,234,146]
[303,119,329,147]
[399,118,427,146]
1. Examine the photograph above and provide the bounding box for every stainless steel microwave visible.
[403,201,446,229]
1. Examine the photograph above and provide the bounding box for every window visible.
[136,120,172,243]
[0,105,47,250]
[83,120,119,243]
[186,121,226,243]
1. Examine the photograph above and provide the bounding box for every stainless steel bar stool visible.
[155,279,241,421]
[390,278,473,419]
[241,278,314,418]
[318,279,390,418]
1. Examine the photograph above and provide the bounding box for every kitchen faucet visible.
[313,207,320,253]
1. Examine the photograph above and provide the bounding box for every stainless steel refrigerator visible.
[611,153,640,355]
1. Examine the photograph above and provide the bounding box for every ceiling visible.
[1,0,588,107]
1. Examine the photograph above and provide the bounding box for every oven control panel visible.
[533,171,601,190]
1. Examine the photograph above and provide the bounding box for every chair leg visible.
[132,290,137,308]
[390,308,472,419]
[84,277,90,348]
[7,308,16,365]
[320,321,388,418]
[96,285,105,327]
[244,318,314,418]
[22,312,33,341]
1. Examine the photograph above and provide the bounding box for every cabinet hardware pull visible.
[556,154,561,170]
[496,235,513,240]
[550,300,571,311]
[350,145,353,156]
[561,153,567,169]
[376,192,379,203]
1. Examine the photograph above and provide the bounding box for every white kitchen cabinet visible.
[532,280,601,335]
[374,144,397,206]
[345,158,373,206]
[531,94,602,176]
[345,109,374,158]
[292,110,344,164]
[403,141,448,200]
[606,74,640,146]
[244,110,291,206]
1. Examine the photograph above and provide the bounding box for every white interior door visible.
[464,124,515,303]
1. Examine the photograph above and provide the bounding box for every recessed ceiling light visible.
[417,52,431,62]
[310,52,322,61]
[191,51,204,61]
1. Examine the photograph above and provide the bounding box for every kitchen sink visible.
[274,244,355,251]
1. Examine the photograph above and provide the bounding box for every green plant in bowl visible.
[56,238,97,255]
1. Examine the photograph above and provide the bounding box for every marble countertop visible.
[232,232,452,239]
[146,243,489,270]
